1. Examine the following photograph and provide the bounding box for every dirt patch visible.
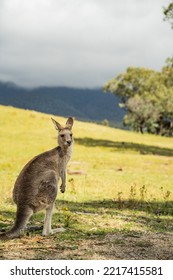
[0,231,173,260]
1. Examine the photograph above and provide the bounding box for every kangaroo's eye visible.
[70,133,72,137]
[61,134,65,138]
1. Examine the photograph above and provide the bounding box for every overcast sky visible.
[0,0,172,88]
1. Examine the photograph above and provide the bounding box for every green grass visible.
[0,105,173,260]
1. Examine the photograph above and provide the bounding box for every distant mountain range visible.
[0,81,124,126]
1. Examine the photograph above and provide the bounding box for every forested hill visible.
[0,82,124,125]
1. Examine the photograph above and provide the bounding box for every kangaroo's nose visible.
[67,140,71,145]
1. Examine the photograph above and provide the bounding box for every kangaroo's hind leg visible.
[5,206,33,238]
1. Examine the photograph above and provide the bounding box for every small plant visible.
[68,178,77,196]
[129,184,137,201]
[163,190,172,214]
[117,191,123,209]
[163,190,171,201]
[62,207,73,228]
[128,184,137,208]
[139,185,147,201]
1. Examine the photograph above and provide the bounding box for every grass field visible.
[0,105,173,260]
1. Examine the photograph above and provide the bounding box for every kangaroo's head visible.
[51,117,74,149]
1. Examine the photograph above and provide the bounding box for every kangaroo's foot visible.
[42,227,66,236]
[51,227,66,234]
[0,230,24,240]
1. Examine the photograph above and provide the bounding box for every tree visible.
[104,64,173,136]
[124,96,160,134]
[163,2,173,28]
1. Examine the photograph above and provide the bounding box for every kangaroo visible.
[0,117,74,239]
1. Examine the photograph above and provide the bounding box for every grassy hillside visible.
[0,105,173,260]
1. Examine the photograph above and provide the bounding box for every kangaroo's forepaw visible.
[60,184,66,193]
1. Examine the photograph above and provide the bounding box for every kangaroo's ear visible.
[66,117,74,130]
[51,118,63,131]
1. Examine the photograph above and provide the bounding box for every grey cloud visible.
[0,0,172,87]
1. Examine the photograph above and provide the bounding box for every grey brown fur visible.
[0,117,74,239]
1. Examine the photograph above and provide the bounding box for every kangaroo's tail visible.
[0,206,33,240]
[0,231,8,240]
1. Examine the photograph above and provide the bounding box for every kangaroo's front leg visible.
[60,170,66,193]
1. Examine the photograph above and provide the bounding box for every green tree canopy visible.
[164,2,173,28]
[104,61,173,135]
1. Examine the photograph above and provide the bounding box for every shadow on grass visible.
[75,137,173,157]
[57,198,173,215]
[57,199,173,233]
[1,198,173,235]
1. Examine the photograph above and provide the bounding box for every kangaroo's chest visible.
[58,155,70,173]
